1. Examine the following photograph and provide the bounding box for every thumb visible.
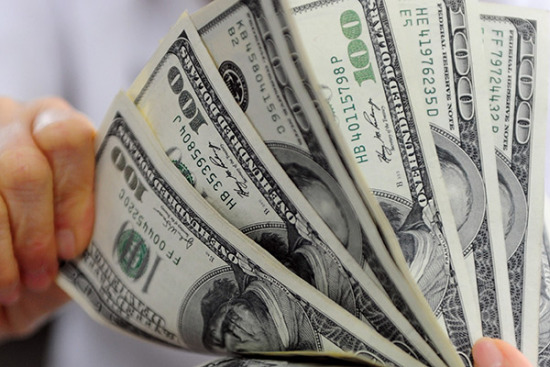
[473,338,532,367]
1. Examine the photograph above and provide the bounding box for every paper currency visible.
[190,2,461,366]
[480,3,549,361]
[375,0,513,345]
[288,0,482,360]
[58,92,425,367]
[192,0,369,267]
[126,12,444,366]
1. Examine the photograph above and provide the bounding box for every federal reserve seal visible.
[219,60,249,111]
[114,222,150,280]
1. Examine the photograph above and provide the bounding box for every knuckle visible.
[0,146,51,192]
[33,111,95,153]
[55,189,91,220]
[55,178,93,213]
[16,239,53,267]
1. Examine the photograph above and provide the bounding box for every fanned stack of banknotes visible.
[56,0,550,366]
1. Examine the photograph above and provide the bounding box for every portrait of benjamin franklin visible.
[379,198,449,313]
[498,173,516,238]
[437,148,473,232]
[436,131,528,260]
[179,268,318,355]
[200,277,317,353]
[283,162,349,246]
[268,146,362,261]
[252,229,356,315]
[495,156,528,259]
[433,133,487,254]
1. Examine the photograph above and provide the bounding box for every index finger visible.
[0,98,57,292]
[30,98,96,260]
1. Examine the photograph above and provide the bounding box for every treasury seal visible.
[219,60,249,112]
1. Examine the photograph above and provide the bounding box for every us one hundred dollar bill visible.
[378,0,513,346]
[125,11,443,366]
[480,3,549,362]
[58,92,425,367]
[287,0,483,361]
[189,2,461,366]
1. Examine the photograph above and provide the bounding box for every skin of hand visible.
[473,337,533,367]
[0,97,96,342]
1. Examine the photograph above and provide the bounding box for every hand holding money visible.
[0,97,533,365]
[0,97,95,341]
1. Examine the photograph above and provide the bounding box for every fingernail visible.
[473,338,503,367]
[57,229,76,259]
[23,266,52,291]
[33,108,74,134]
[0,283,20,305]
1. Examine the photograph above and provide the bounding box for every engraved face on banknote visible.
[179,267,318,353]
[433,140,486,251]
[378,195,449,312]
[242,223,357,314]
[496,167,528,257]
[271,148,360,253]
